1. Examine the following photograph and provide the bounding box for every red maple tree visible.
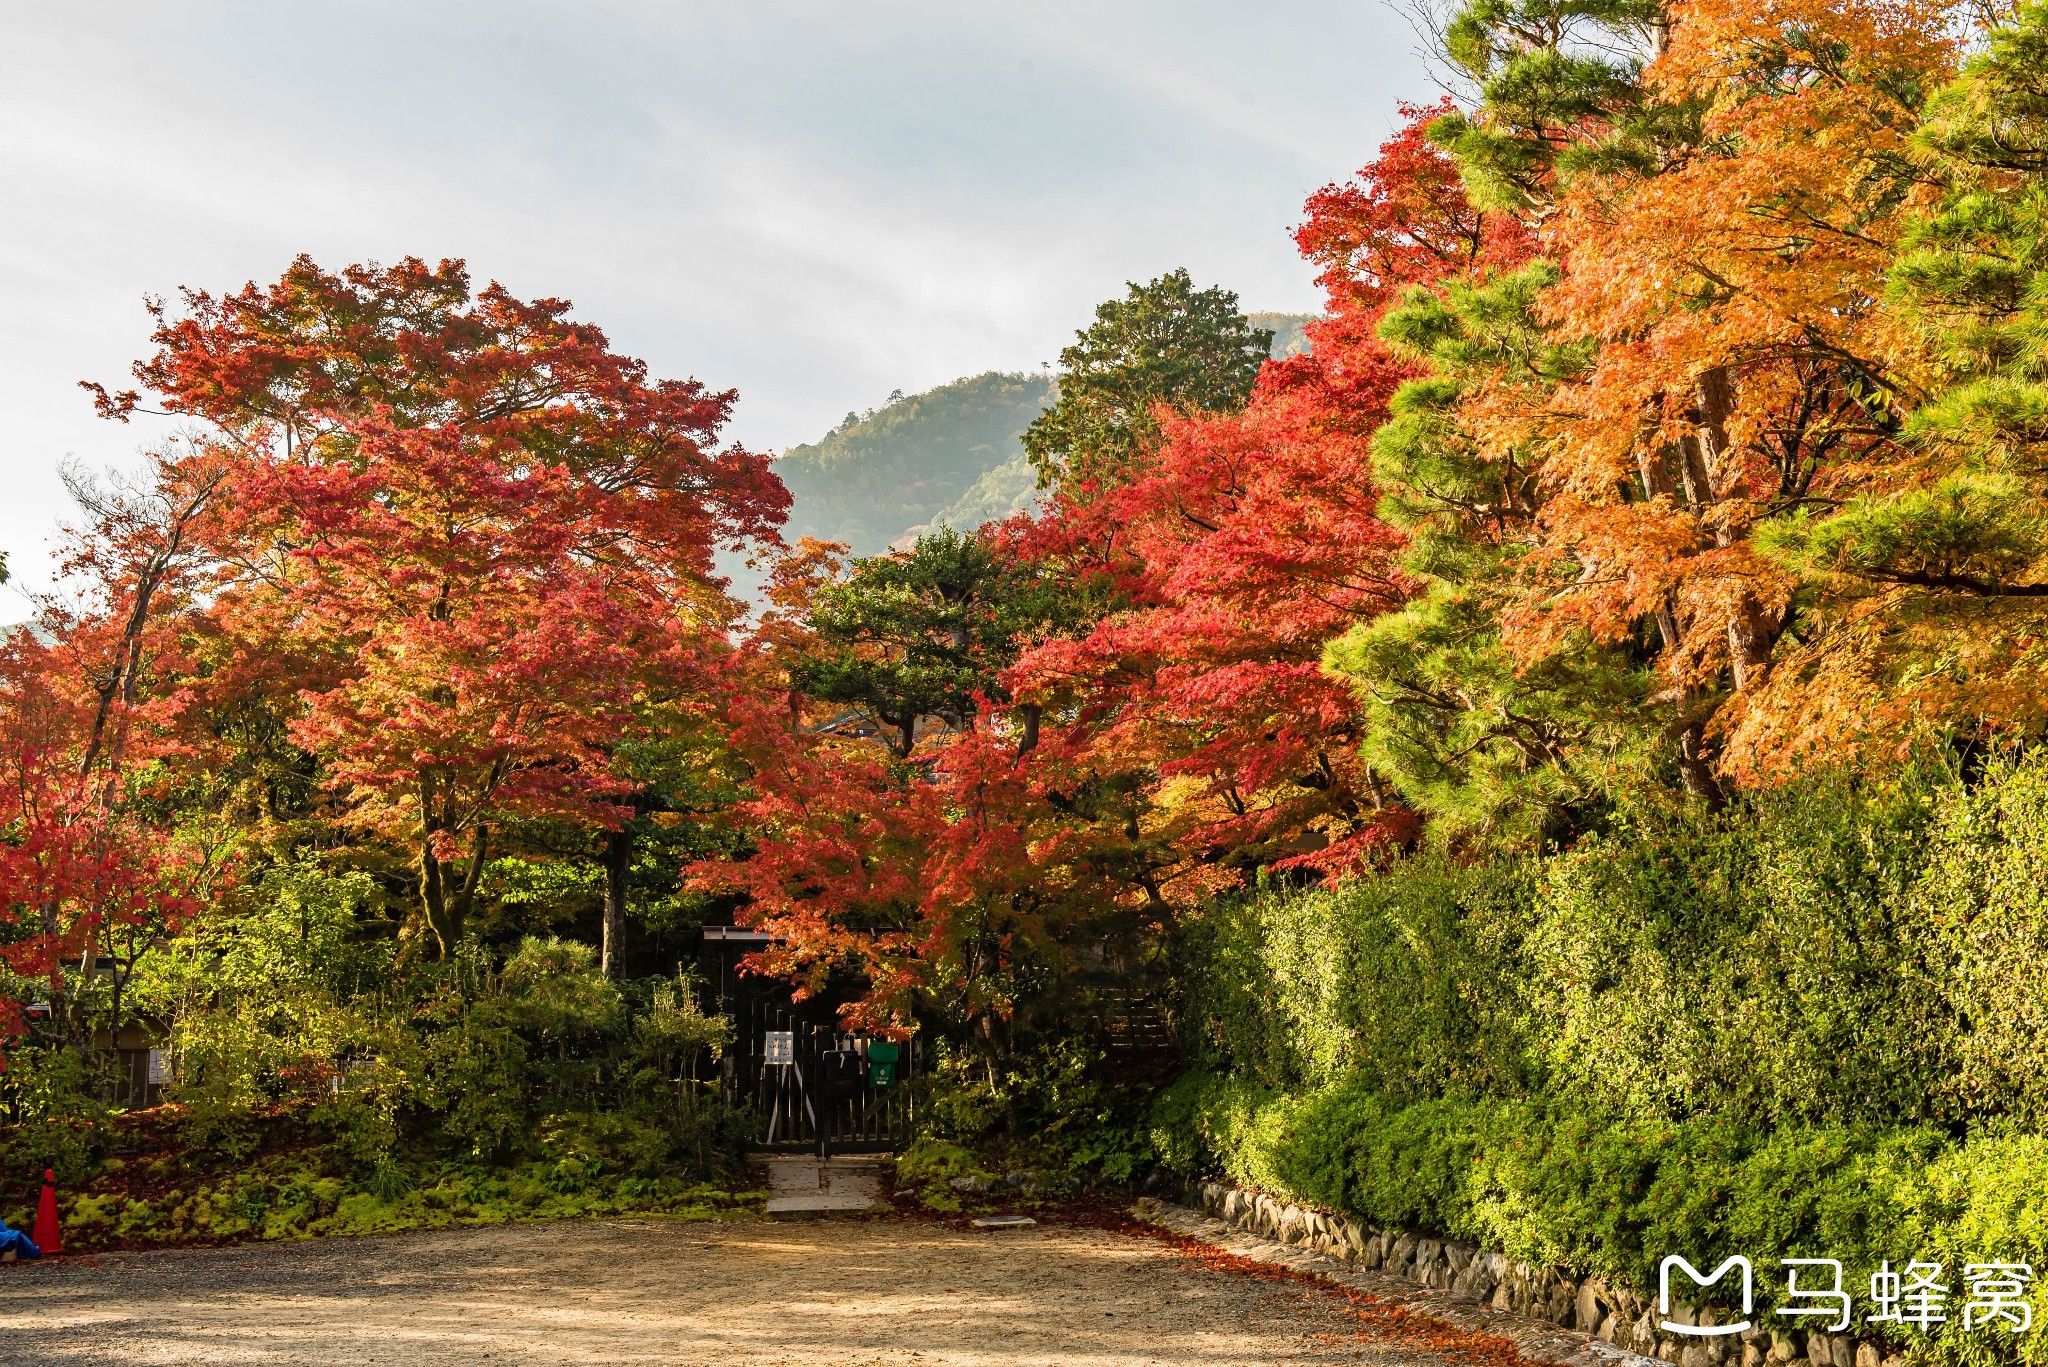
[93,256,788,953]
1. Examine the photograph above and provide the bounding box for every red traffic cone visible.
[32,1169,59,1256]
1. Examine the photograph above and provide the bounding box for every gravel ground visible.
[1136,1199,1660,1367]
[0,1215,1434,1366]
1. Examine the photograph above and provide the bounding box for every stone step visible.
[759,1156,887,1213]
[765,1194,879,1213]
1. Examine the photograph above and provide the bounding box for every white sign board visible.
[763,1030,794,1065]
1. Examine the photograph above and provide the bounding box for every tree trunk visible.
[1726,598,1774,692]
[80,564,161,782]
[1692,368,1776,690]
[1652,595,1726,808]
[38,900,63,1035]
[601,825,630,977]
[450,826,488,945]
[419,849,450,956]
[415,755,491,959]
[1675,722,1725,808]
[1015,701,1041,758]
[1694,367,1734,496]
[1638,426,1732,804]
[419,850,470,957]
[1637,444,1678,502]
[1678,433,1715,513]
[417,778,483,958]
[418,773,452,956]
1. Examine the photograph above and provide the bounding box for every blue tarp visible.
[0,1223,40,1260]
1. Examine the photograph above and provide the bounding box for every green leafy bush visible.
[500,937,624,1047]
[1162,752,2048,1366]
[1157,1072,2048,1363]
[1528,771,1951,1127]
[894,1136,992,1212]
[919,1034,1157,1183]
[26,862,756,1212]
[1178,855,1538,1098]
[1174,754,2048,1134]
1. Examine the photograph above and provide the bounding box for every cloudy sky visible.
[0,0,1432,602]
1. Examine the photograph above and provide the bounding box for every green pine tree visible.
[1755,6,2048,686]
[1429,0,1681,212]
[1324,265,1656,846]
[791,528,1084,759]
[1023,269,1271,492]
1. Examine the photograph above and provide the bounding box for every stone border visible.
[1183,1181,1906,1367]
[1136,1193,1662,1367]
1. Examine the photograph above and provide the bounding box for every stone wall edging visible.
[1187,1179,1906,1367]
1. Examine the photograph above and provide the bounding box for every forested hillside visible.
[777,317,1306,554]
[773,371,1052,556]
[1245,312,1312,358]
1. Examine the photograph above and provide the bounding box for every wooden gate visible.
[718,995,919,1155]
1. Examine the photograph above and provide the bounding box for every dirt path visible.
[0,1214,1444,1366]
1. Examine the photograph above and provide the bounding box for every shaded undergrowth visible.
[0,1105,760,1253]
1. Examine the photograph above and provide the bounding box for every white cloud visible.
[0,0,1426,602]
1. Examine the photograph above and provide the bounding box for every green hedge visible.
[1157,1072,2048,1366]
[1158,751,2048,1366]
[1176,751,2048,1131]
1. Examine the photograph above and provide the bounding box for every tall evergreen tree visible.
[1411,0,1951,793]
[1324,264,1658,843]
[1429,0,1675,213]
[1022,269,1272,493]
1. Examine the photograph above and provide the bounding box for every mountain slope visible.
[775,316,1314,558]
[901,454,1040,545]
[774,372,1054,558]
[1246,312,1314,358]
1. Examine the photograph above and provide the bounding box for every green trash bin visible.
[867,1040,900,1089]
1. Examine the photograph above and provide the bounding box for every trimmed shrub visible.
[1157,1072,2042,1363]
[1161,751,2048,1366]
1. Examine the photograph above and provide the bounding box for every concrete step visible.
[760,1156,888,1213]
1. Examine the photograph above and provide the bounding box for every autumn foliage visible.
[7,0,2048,1063]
